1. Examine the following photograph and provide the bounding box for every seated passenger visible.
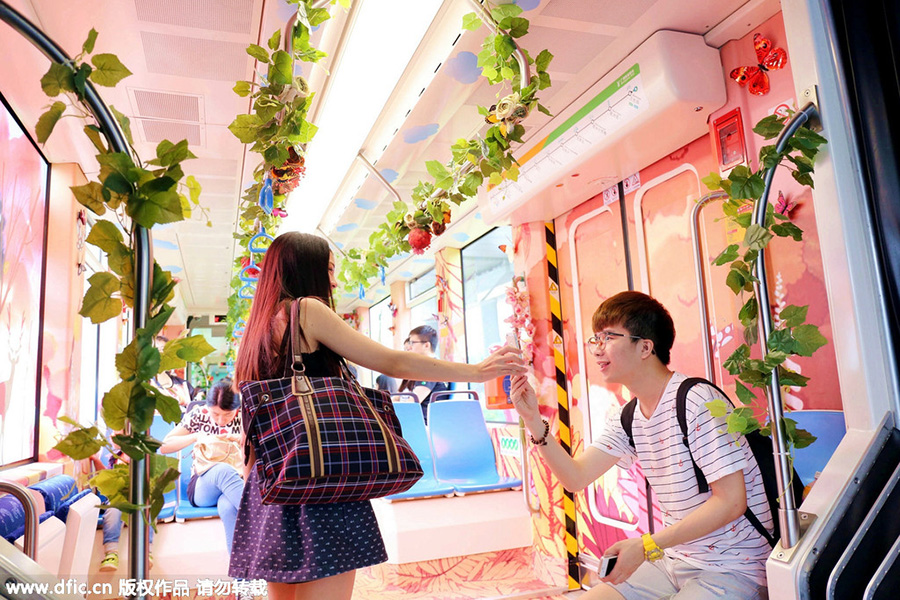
[510,291,772,599]
[375,373,398,394]
[95,447,155,571]
[399,325,448,422]
[159,379,244,553]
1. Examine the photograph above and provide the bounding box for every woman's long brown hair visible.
[233,232,335,388]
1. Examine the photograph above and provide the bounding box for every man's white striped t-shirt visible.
[591,372,773,586]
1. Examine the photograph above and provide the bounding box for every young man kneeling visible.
[510,291,771,599]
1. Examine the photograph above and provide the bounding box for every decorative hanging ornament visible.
[358,284,365,300]
[380,266,386,285]
[259,176,274,215]
[730,33,787,96]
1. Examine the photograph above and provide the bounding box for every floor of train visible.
[85,518,585,600]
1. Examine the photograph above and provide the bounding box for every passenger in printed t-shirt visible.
[398,325,448,423]
[510,291,773,600]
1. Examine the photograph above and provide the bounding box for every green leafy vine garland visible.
[225,0,348,354]
[338,2,553,293]
[41,29,215,523]
[702,113,828,453]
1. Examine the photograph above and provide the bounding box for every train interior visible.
[1,0,899,598]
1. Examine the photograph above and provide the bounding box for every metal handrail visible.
[357,151,403,204]
[752,102,819,549]
[691,191,729,383]
[0,1,153,591]
[0,482,38,559]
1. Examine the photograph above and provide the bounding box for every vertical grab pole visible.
[0,2,153,592]
[691,191,729,383]
[752,102,819,549]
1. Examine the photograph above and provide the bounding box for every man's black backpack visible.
[620,377,804,547]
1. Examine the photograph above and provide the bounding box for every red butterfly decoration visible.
[774,191,796,217]
[730,33,788,96]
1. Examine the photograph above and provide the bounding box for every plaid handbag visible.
[240,300,423,504]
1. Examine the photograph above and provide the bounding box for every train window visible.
[368,295,394,349]
[408,267,436,300]
[461,227,515,416]
[0,94,50,467]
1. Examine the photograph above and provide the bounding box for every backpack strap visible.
[620,398,638,448]
[677,377,775,546]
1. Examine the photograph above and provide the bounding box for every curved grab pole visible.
[0,1,153,589]
[0,482,38,559]
[752,102,819,549]
[691,191,729,383]
[467,0,531,86]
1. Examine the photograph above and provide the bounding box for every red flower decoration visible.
[408,227,432,255]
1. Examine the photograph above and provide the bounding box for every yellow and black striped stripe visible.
[545,221,580,590]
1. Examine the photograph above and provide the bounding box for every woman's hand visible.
[510,375,544,436]
[474,346,527,382]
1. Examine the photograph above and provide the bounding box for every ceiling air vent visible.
[132,89,202,122]
[138,119,203,146]
[141,32,250,81]
[134,0,254,34]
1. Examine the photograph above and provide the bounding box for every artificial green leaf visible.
[701,171,723,192]
[267,29,282,51]
[535,49,553,73]
[792,170,815,188]
[772,221,804,241]
[148,466,180,524]
[71,181,107,215]
[40,63,75,97]
[82,28,99,54]
[744,323,759,346]
[731,171,765,201]
[767,328,795,354]
[764,350,789,368]
[778,366,811,387]
[154,139,195,168]
[109,105,134,145]
[115,336,160,382]
[128,386,156,433]
[706,398,729,418]
[738,297,758,326]
[80,272,121,323]
[752,114,785,139]
[494,34,516,60]
[425,160,453,190]
[73,62,92,98]
[112,431,162,460]
[506,17,529,38]
[247,44,270,63]
[744,223,773,251]
[185,175,202,204]
[101,380,133,430]
[792,324,828,356]
[739,368,768,387]
[726,409,748,434]
[734,380,756,405]
[52,425,103,460]
[713,244,739,266]
[128,188,183,228]
[153,390,182,425]
[84,124,107,153]
[229,114,261,143]
[725,268,744,294]
[269,50,293,85]
[758,145,780,170]
[264,144,289,167]
[791,126,828,148]
[36,101,67,144]
[89,53,132,86]
[462,12,482,30]
[150,263,177,309]
[490,3,523,21]
[780,305,808,328]
[233,80,252,97]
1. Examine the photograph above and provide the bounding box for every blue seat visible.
[383,403,455,501]
[427,400,522,494]
[785,410,846,485]
[150,414,179,522]
[174,445,219,521]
